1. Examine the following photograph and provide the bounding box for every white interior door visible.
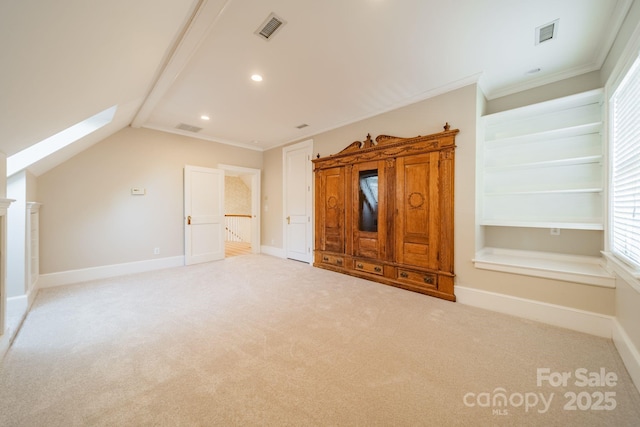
[184,165,225,265]
[283,140,313,263]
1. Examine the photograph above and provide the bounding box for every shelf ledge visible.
[484,122,603,145]
[485,188,603,196]
[485,155,603,172]
[473,247,615,288]
[480,221,604,230]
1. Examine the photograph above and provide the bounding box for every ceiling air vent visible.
[535,19,559,45]
[295,123,309,129]
[176,123,202,133]
[255,13,286,40]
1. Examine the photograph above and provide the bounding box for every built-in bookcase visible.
[475,89,614,287]
[480,89,604,230]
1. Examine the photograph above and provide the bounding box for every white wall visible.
[261,147,284,249]
[263,83,616,315]
[37,127,263,274]
[485,71,602,114]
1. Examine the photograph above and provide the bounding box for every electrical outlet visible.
[154,247,160,255]
[550,228,560,236]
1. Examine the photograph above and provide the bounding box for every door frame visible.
[282,139,313,263]
[218,164,261,254]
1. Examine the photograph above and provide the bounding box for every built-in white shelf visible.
[473,247,615,288]
[485,155,603,172]
[484,122,603,148]
[476,89,607,283]
[480,89,605,230]
[484,188,603,196]
[479,220,604,231]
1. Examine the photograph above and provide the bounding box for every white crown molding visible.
[606,2,640,92]
[267,72,483,152]
[594,0,634,71]
[483,0,633,101]
[482,62,601,101]
[141,124,264,152]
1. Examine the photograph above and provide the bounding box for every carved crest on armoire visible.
[313,123,458,301]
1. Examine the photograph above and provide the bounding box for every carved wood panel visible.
[317,167,345,253]
[313,124,458,302]
[395,152,440,270]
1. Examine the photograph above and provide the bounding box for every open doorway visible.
[218,164,261,258]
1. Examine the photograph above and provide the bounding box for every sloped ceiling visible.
[0,0,211,174]
[0,0,633,175]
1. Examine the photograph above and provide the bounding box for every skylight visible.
[7,105,117,176]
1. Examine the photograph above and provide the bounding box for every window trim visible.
[609,53,640,272]
[604,16,640,292]
[602,251,640,293]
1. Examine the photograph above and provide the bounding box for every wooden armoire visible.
[313,124,458,301]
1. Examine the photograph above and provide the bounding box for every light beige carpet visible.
[1,254,639,426]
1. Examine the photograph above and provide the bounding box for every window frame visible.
[604,28,640,291]
[609,53,640,272]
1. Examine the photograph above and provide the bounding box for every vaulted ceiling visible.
[0,0,633,175]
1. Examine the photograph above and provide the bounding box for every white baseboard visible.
[7,294,27,318]
[612,319,640,395]
[0,333,9,362]
[260,245,286,258]
[455,285,614,338]
[2,284,39,361]
[38,256,184,288]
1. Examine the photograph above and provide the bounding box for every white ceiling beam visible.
[131,0,232,128]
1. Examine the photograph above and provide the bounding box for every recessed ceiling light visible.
[200,115,210,121]
[251,74,263,82]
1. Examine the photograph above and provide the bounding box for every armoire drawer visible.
[320,254,345,267]
[354,260,384,276]
[397,268,437,289]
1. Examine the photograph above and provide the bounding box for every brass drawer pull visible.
[374,266,382,272]
[323,256,329,261]
[424,276,434,284]
[337,259,343,265]
[357,263,363,269]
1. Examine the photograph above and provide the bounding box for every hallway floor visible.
[225,241,251,258]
